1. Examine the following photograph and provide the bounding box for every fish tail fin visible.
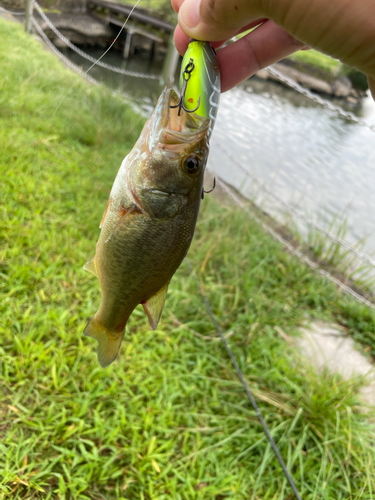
[83,316,125,368]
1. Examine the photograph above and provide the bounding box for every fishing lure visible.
[171,40,221,139]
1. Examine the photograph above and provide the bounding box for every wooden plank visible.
[104,14,164,42]
[87,0,174,32]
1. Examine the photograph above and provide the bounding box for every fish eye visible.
[183,156,200,175]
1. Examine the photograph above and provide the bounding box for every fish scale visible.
[83,89,210,367]
[83,42,220,368]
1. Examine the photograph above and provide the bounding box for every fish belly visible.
[95,209,197,330]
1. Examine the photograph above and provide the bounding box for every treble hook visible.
[201,177,216,199]
[171,58,201,116]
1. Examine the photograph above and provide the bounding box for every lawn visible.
[1,16,375,500]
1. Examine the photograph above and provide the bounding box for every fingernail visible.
[179,0,201,29]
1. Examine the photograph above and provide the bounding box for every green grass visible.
[286,209,375,294]
[287,49,369,90]
[2,17,375,500]
[117,0,177,23]
[288,50,341,75]
[307,218,375,292]
[125,0,173,9]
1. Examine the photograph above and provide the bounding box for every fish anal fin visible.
[142,284,169,330]
[83,257,98,277]
[83,316,125,368]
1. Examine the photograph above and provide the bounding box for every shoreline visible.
[256,60,365,105]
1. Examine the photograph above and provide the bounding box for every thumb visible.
[178,0,264,41]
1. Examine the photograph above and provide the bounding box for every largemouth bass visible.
[83,88,210,367]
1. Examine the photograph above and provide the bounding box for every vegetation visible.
[118,0,177,24]
[310,226,375,292]
[288,49,341,75]
[288,49,369,90]
[2,17,375,500]
[343,67,369,91]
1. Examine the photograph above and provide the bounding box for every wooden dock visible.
[87,0,174,33]
[87,0,174,59]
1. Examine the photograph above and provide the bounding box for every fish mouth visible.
[152,88,210,146]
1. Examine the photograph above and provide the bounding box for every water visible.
[66,47,375,256]
[210,80,375,254]
[67,47,164,114]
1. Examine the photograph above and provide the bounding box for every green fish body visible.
[84,88,210,367]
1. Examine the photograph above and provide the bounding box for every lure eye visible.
[183,156,200,174]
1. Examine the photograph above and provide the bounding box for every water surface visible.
[211,79,375,254]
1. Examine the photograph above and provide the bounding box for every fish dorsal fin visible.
[142,284,169,330]
[83,257,98,277]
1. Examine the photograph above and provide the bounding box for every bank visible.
[255,55,368,105]
[2,15,375,499]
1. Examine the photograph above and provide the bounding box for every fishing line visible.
[33,1,158,80]
[0,6,24,15]
[51,0,142,116]
[185,259,303,500]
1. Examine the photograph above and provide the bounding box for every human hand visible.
[172,0,375,98]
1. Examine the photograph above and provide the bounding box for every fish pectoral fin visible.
[104,204,141,243]
[84,316,125,368]
[142,284,169,330]
[83,257,98,277]
[100,198,111,228]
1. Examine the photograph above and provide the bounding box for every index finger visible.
[174,19,268,55]
[175,20,305,93]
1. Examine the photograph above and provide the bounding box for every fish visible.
[83,87,210,367]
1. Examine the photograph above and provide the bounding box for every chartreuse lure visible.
[172,40,221,138]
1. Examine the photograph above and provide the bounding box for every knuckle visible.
[243,36,261,72]
[286,33,305,51]
[199,0,221,27]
